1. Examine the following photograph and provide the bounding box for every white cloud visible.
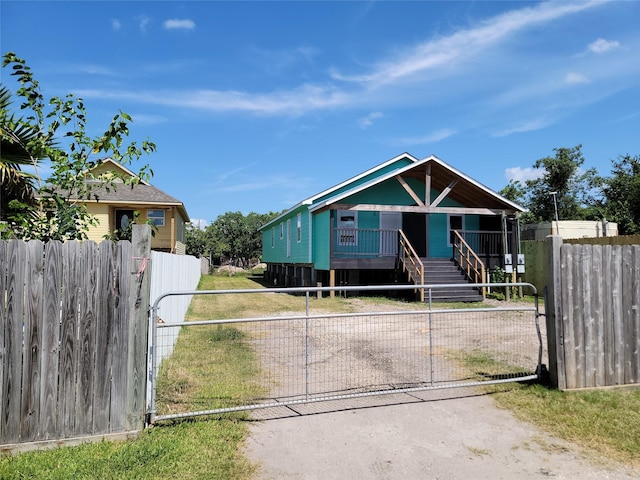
[588,38,620,54]
[164,19,196,30]
[396,128,457,145]
[111,19,121,31]
[331,0,607,87]
[493,118,552,137]
[565,72,590,84]
[138,15,151,33]
[505,167,544,183]
[358,112,383,128]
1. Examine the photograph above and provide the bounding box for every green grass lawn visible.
[1,273,637,478]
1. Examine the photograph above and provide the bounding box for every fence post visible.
[126,225,152,430]
[545,235,565,389]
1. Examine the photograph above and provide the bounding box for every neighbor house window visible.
[296,214,302,243]
[147,209,165,227]
[280,222,284,239]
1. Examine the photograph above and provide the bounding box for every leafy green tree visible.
[601,154,640,235]
[1,52,155,240]
[185,222,209,257]
[0,85,43,223]
[527,145,600,222]
[511,145,602,224]
[206,211,279,267]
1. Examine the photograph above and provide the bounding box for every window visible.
[279,222,284,239]
[147,209,165,227]
[271,227,275,248]
[296,214,302,243]
[337,210,358,246]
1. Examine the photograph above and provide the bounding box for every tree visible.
[601,154,640,235]
[185,222,209,257]
[1,52,155,240]
[515,145,602,224]
[0,85,42,222]
[205,211,280,267]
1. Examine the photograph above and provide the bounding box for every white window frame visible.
[337,210,358,246]
[296,213,302,243]
[147,209,165,227]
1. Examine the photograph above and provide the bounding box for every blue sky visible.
[2,1,639,226]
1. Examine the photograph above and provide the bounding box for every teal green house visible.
[260,153,525,298]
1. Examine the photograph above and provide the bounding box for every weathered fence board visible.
[547,238,640,390]
[41,241,62,440]
[0,226,153,450]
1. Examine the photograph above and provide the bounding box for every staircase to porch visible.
[399,230,485,303]
[401,258,484,303]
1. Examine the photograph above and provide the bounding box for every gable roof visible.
[78,158,190,221]
[309,154,524,213]
[261,152,420,230]
[261,153,524,231]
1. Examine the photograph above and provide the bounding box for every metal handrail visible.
[399,229,425,302]
[452,230,486,298]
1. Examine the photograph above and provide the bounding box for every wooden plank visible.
[40,241,62,440]
[571,245,583,388]
[75,241,98,435]
[582,245,595,388]
[93,241,116,433]
[395,175,424,207]
[58,241,80,437]
[109,240,132,432]
[20,241,44,442]
[0,241,6,441]
[126,225,152,430]
[611,247,624,385]
[544,236,564,389]
[622,246,635,383]
[331,204,504,216]
[591,246,605,387]
[632,246,640,383]
[2,240,26,444]
[602,245,615,386]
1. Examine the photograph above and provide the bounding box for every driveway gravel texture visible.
[243,299,638,480]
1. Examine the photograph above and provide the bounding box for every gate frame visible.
[147,282,542,425]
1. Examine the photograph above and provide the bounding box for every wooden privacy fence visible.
[0,226,153,451]
[545,236,640,390]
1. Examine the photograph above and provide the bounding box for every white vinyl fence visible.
[146,251,201,410]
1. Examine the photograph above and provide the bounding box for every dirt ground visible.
[243,299,639,479]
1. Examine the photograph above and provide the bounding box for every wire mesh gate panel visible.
[148,285,542,424]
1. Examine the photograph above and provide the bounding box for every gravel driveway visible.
[244,299,638,479]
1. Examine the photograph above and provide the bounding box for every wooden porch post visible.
[329,269,335,298]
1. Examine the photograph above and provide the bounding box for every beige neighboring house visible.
[78,158,190,254]
[521,220,618,241]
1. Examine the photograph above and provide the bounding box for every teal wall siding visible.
[262,205,310,264]
[429,212,480,258]
[314,157,415,204]
[343,176,423,206]
[429,214,449,258]
[313,210,330,270]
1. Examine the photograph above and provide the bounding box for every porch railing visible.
[399,229,425,302]
[452,230,486,298]
[332,228,399,257]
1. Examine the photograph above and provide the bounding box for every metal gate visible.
[147,283,543,424]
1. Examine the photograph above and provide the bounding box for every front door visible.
[402,213,427,257]
[115,209,134,240]
[380,212,401,254]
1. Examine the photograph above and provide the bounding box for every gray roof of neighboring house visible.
[84,182,190,221]
[84,181,183,205]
